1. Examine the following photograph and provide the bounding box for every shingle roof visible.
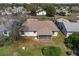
[22,19,59,35]
[36,8,46,13]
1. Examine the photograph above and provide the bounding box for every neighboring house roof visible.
[12,7,25,13]
[57,18,70,23]
[57,18,79,32]
[71,6,79,12]
[64,22,79,32]
[36,8,46,13]
[21,19,59,35]
[56,6,69,13]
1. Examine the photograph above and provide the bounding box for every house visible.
[0,7,30,15]
[20,19,59,40]
[36,8,46,16]
[5,10,12,15]
[56,18,79,37]
[0,7,12,15]
[56,6,69,16]
[12,6,25,14]
[71,6,79,13]
[1,11,6,15]
[5,7,12,15]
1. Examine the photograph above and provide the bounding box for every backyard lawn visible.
[0,33,71,56]
[41,47,63,56]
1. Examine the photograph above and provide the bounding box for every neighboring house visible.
[56,18,79,37]
[36,8,46,16]
[56,6,69,16]
[71,6,79,13]
[12,6,25,13]
[5,7,12,15]
[0,7,12,15]
[20,19,59,40]
[5,10,12,15]
[0,10,8,15]
[12,6,30,14]
[0,7,30,15]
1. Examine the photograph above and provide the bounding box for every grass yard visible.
[0,33,71,56]
[28,12,78,22]
[55,13,78,22]
[41,47,62,56]
[28,15,54,21]
[0,45,15,56]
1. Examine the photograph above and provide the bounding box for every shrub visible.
[58,12,66,16]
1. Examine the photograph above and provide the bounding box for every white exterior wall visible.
[20,32,37,36]
[3,31,10,37]
[36,11,46,15]
[53,32,58,36]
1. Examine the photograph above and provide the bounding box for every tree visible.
[44,5,56,17]
[9,15,26,41]
[11,3,23,7]
[64,32,79,55]
[30,7,37,16]
[27,4,38,16]
[23,3,28,9]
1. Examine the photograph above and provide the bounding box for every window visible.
[52,31,54,34]
[21,31,24,34]
[34,31,36,33]
[4,30,7,34]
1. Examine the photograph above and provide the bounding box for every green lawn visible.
[0,45,42,56]
[41,47,63,56]
[0,45,17,56]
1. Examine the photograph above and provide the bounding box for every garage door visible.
[38,35,51,40]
